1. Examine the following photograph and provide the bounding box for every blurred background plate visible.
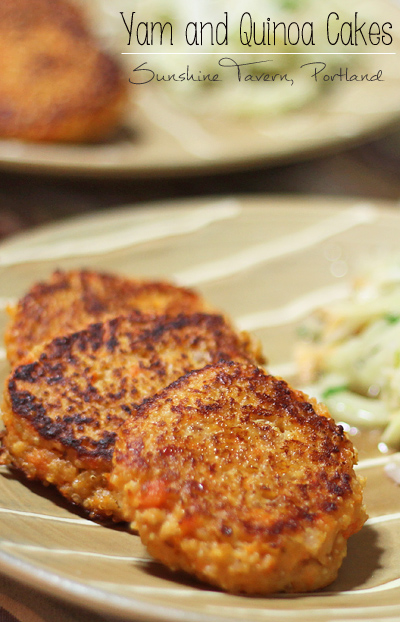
[0,0,399,178]
[0,195,400,621]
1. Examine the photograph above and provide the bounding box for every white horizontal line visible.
[91,581,196,596]
[0,296,16,310]
[237,282,350,331]
[339,576,400,596]
[122,52,396,55]
[0,506,98,525]
[366,511,400,526]
[268,361,297,379]
[2,542,147,563]
[174,203,377,286]
[355,453,400,470]
[0,200,240,267]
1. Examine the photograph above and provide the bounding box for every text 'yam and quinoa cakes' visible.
[0,0,127,142]
[0,269,367,594]
[110,361,366,594]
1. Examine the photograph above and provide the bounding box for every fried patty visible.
[5,269,222,366]
[2,314,258,520]
[0,0,127,142]
[111,361,366,594]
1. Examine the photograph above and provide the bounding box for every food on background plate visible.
[110,0,361,119]
[296,255,400,450]
[0,0,127,142]
[2,312,258,520]
[111,360,366,594]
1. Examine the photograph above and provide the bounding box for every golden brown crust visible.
[5,269,216,366]
[2,314,258,519]
[111,361,366,593]
[0,0,127,142]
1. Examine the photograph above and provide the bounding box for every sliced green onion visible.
[322,385,349,399]
[385,314,400,324]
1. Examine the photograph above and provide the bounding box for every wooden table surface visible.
[0,125,400,243]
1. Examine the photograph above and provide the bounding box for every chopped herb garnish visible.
[322,385,349,399]
[296,325,318,341]
[385,314,400,324]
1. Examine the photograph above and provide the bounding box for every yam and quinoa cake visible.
[1,314,260,520]
[0,0,127,142]
[111,361,367,594]
[5,269,233,366]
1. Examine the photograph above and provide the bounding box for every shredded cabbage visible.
[296,256,400,448]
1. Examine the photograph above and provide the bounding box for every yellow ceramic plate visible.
[0,0,399,177]
[0,195,400,621]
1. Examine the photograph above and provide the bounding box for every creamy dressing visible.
[267,361,297,379]
[1,541,148,563]
[174,203,378,286]
[138,90,221,159]
[356,453,400,470]
[237,282,351,331]
[339,576,400,595]
[0,506,98,525]
[0,200,240,267]
[0,297,16,311]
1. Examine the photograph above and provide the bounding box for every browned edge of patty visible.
[111,361,366,592]
[4,269,223,366]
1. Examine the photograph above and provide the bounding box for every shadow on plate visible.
[87,123,140,146]
[322,524,383,593]
[1,467,383,597]
[139,524,383,598]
